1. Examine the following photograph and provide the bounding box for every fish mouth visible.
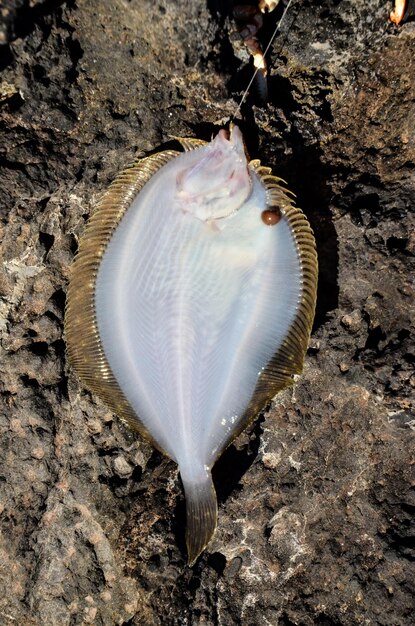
[175,125,253,222]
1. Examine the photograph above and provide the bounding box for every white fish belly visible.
[95,152,301,480]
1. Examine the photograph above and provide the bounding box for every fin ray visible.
[182,472,218,566]
[213,162,318,456]
[64,150,181,451]
[175,137,207,152]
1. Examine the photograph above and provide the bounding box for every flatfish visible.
[65,126,318,564]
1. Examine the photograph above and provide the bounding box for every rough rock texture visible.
[0,0,414,624]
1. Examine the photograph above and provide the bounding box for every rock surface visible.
[0,0,414,624]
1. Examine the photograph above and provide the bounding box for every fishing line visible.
[231,0,295,122]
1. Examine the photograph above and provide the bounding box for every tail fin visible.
[182,471,218,566]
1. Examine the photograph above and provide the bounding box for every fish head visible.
[175,125,252,221]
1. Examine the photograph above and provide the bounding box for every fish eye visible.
[261,207,282,226]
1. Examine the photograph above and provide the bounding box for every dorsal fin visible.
[65,149,181,451]
[175,137,207,152]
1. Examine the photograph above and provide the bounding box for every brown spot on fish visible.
[261,207,281,225]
